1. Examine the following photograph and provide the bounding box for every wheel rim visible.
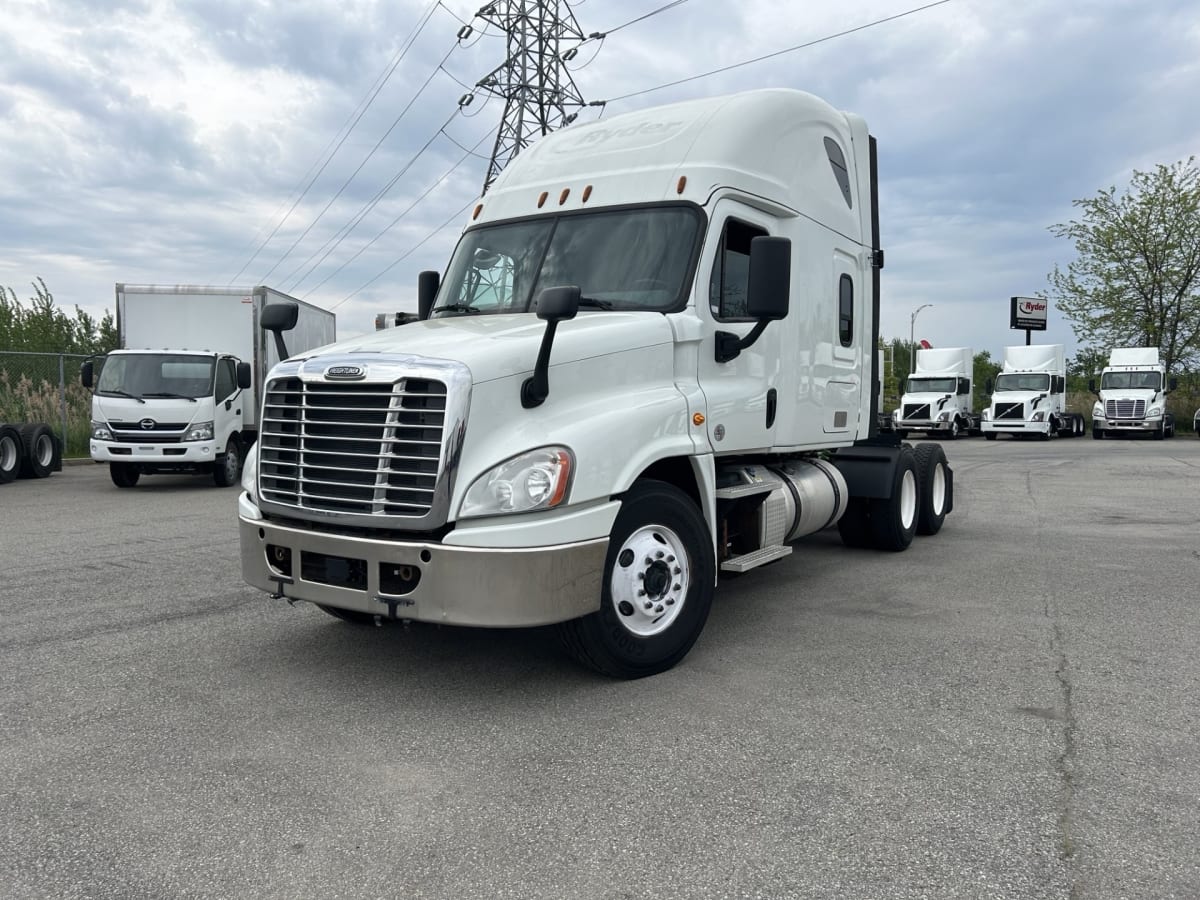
[930,462,946,515]
[35,434,54,467]
[0,436,17,472]
[900,470,917,530]
[224,446,238,480]
[610,524,690,637]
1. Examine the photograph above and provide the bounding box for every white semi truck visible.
[238,89,957,678]
[83,285,335,488]
[1088,347,1177,439]
[981,344,1085,440]
[893,347,978,439]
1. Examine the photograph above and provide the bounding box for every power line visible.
[596,0,955,106]
[592,0,691,39]
[226,0,443,285]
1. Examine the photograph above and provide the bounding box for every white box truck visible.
[83,285,335,488]
[239,89,957,678]
[1088,347,1177,439]
[981,344,1084,440]
[893,347,977,439]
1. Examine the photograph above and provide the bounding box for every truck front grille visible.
[996,402,1024,420]
[902,403,930,420]
[109,422,189,443]
[1106,399,1145,419]
[259,377,447,518]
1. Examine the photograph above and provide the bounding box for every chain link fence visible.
[0,351,93,458]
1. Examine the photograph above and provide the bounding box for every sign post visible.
[1010,296,1048,345]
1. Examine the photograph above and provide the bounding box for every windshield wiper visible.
[142,392,198,402]
[103,389,145,403]
[577,296,614,310]
[430,303,482,315]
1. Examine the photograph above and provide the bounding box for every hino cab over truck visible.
[893,347,977,439]
[1089,347,1177,439]
[83,285,335,488]
[981,344,1085,440]
[238,89,957,678]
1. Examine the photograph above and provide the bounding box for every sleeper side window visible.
[709,218,768,322]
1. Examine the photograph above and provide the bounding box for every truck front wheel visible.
[213,437,242,487]
[110,462,140,488]
[558,479,715,679]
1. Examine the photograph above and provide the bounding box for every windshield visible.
[906,377,956,394]
[1101,371,1161,391]
[434,206,702,316]
[994,373,1049,392]
[96,354,215,399]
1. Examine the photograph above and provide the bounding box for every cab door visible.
[696,200,782,454]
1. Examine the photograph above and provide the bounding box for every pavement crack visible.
[1046,596,1082,898]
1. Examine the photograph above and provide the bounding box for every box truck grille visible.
[109,421,189,443]
[902,403,930,420]
[1106,399,1145,419]
[996,402,1025,420]
[259,377,447,518]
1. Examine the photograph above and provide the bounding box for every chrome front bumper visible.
[1094,417,1158,432]
[239,501,608,628]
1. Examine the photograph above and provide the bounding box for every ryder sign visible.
[1010,296,1048,331]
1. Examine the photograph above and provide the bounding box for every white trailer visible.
[1089,347,1177,439]
[239,89,957,678]
[893,347,977,439]
[981,344,1084,440]
[83,285,335,488]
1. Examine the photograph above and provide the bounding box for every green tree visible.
[972,350,1000,411]
[0,278,117,355]
[1047,158,1200,375]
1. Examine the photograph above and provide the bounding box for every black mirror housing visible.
[985,379,994,394]
[745,236,791,320]
[1088,378,1097,394]
[1168,376,1178,393]
[81,360,94,389]
[418,271,440,321]
[957,377,970,396]
[536,285,580,322]
[260,303,299,332]
[521,286,580,408]
[236,361,253,390]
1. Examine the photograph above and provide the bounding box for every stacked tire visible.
[0,422,62,484]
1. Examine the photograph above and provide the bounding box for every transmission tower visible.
[472,0,589,193]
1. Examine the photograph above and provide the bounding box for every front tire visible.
[558,479,715,679]
[213,437,242,487]
[110,462,140,488]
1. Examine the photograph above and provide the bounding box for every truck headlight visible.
[936,411,951,422]
[981,409,991,421]
[1031,411,1045,422]
[1146,406,1163,418]
[184,420,214,441]
[91,420,113,441]
[1092,402,1103,418]
[892,409,899,421]
[241,443,259,499]
[460,446,573,519]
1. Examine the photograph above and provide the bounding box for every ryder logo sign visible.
[1010,296,1049,331]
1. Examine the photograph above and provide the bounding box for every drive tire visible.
[913,443,949,536]
[110,462,140,488]
[213,436,242,487]
[867,448,919,552]
[0,424,21,484]
[18,423,57,478]
[558,479,714,679]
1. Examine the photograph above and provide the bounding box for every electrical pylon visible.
[472,1,589,193]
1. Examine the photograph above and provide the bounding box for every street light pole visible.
[910,303,933,353]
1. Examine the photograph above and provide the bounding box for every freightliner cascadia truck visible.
[83,285,335,488]
[239,89,956,678]
[1089,347,1177,439]
[893,347,978,439]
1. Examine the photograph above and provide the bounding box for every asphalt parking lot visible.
[2,436,1199,899]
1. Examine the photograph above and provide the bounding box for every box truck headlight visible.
[91,420,113,441]
[460,447,573,519]
[184,421,214,442]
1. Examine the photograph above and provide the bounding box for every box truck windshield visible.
[995,373,1049,392]
[434,205,702,316]
[97,354,213,400]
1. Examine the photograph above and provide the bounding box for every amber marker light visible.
[692,412,705,426]
[559,188,570,205]
[676,176,687,195]
[472,204,483,220]
[548,449,572,507]
[537,191,548,208]
[582,185,593,202]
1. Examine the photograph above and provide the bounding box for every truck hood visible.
[900,391,957,406]
[990,391,1050,407]
[293,312,675,385]
[1098,388,1159,402]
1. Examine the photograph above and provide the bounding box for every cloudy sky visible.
[1,0,1197,360]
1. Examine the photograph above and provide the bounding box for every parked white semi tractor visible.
[238,89,957,678]
[980,344,1085,440]
[82,285,335,488]
[1088,347,1177,439]
[893,347,978,439]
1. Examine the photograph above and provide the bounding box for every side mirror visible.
[1168,377,1178,393]
[985,379,993,394]
[522,286,580,408]
[236,361,252,390]
[261,302,299,361]
[81,360,94,389]
[957,377,970,396]
[418,270,440,321]
[1088,379,1097,394]
[745,236,791,320]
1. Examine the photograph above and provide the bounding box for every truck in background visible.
[980,344,1085,440]
[82,285,335,488]
[892,347,978,439]
[1088,347,1177,439]
[238,88,958,679]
